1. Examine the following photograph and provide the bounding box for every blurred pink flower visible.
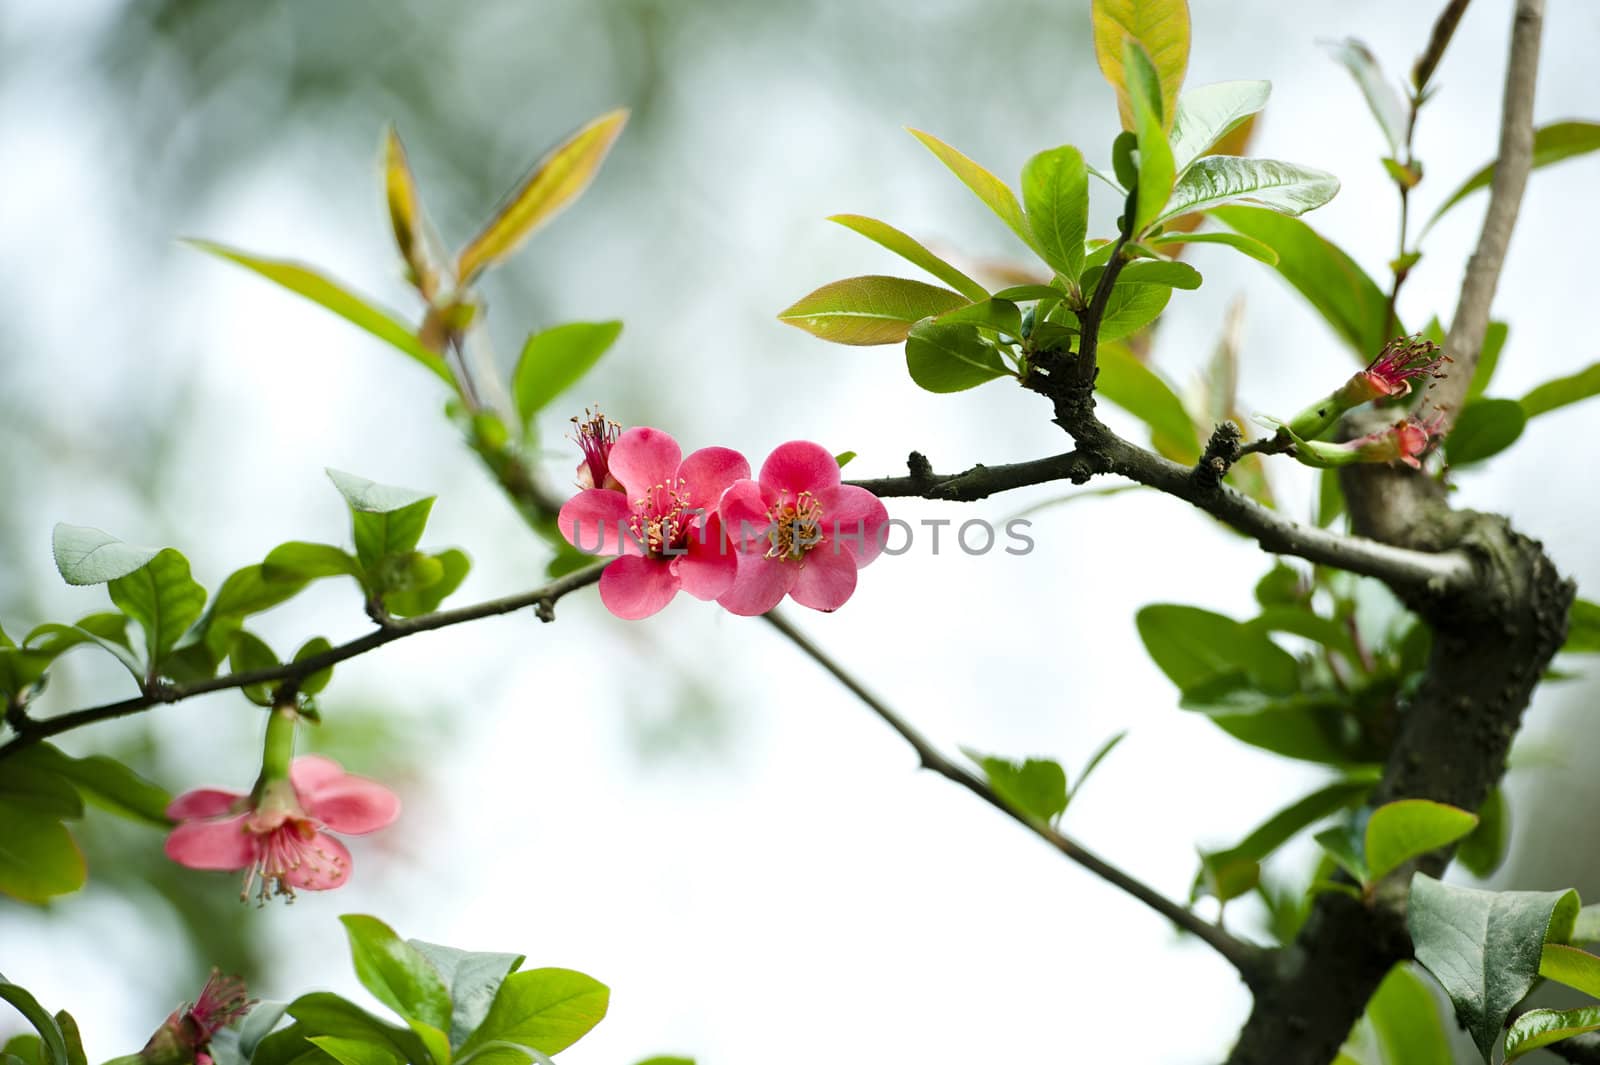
[717,440,889,615]
[164,755,399,902]
[559,426,749,619]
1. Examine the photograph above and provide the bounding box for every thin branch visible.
[848,450,1095,500]
[1418,0,1544,429]
[0,561,607,758]
[759,607,1267,981]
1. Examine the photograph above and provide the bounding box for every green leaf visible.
[827,215,989,303]
[903,320,1011,393]
[1156,158,1339,230]
[306,1038,401,1065]
[1325,39,1407,156]
[1447,398,1526,466]
[108,548,207,672]
[1091,0,1190,133]
[833,451,856,468]
[1021,146,1090,280]
[511,322,623,427]
[1124,40,1177,234]
[187,241,452,386]
[14,745,171,827]
[906,129,1036,252]
[1136,603,1299,694]
[1071,730,1128,800]
[2,1035,43,1065]
[0,802,85,903]
[457,109,628,284]
[384,549,470,618]
[1505,1007,1600,1062]
[632,1059,695,1065]
[292,637,335,696]
[1469,321,1509,401]
[262,543,363,583]
[1366,964,1454,1065]
[340,915,453,1032]
[50,525,158,587]
[326,470,437,571]
[1196,776,1375,901]
[0,763,81,820]
[1169,80,1271,174]
[1315,821,1369,882]
[962,750,1069,822]
[993,284,1064,302]
[1182,682,1358,765]
[1565,600,1600,654]
[1067,283,1172,342]
[1245,608,1361,664]
[285,994,431,1065]
[230,630,280,706]
[0,983,67,1065]
[1456,786,1510,878]
[1423,121,1600,237]
[408,941,525,1051]
[935,299,1023,336]
[1521,361,1600,419]
[1407,873,1580,1061]
[1150,231,1278,264]
[21,618,143,684]
[457,968,609,1063]
[1540,943,1600,997]
[1364,799,1478,883]
[1096,341,1201,461]
[1211,205,1391,357]
[778,275,969,346]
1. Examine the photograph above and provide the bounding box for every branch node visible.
[535,596,557,623]
[1195,423,1243,489]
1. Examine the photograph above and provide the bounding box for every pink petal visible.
[817,485,890,565]
[302,775,401,835]
[167,788,244,820]
[284,831,352,891]
[674,513,738,600]
[717,554,799,616]
[608,427,683,500]
[558,489,635,557]
[164,814,256,871]
[790,549,859,612]
[678,447,751,514]
[289,755,347,795]
[759,441,841,497]
[719,480,774,553]
[598,554,682,619]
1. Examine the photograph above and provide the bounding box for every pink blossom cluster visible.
[557,413,890,620]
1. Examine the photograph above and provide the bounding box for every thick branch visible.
[0,561,607,758]
[759,607,1268,980]
[1418,0,1543,429]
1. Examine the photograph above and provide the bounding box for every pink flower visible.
[716,441,889,615]
[164,755,400,903]
[571,407,623,492]
[558,426,749,619]
[138,970,253,1065]
[1292,412,1448,470]
[1348,336,1450,402]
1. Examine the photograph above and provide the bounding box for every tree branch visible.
[0,561,607,759]
[1417,0,1543,429]
[847,450,1096,500]
[759,607,1268,981]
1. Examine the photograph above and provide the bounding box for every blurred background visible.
[1,0,1597,1061]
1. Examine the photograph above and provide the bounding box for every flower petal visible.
[284,831,352,891]
[678,446,751,514]
[164,814,256,871]
[759,440,841,496]
[598,554,681,619]
[790,549,859,612]
[557,489,634,557]
[817,485,890,565]
[717,553,799,616]
[674,513,738,600]
[289,755,347,795]
[167,788,245,820]
[608,427,683,500]
[302,775,401,835]
[719,480,773,553]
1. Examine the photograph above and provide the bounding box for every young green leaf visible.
[50,525,159,587]
[906,129,1037,252]
[1156,158,1339,229]
[1124,40,1176,234]
[1314,821,1368,882]
[1407,874,1581,1061]
[1364,964,1454,1065]
[340,916,453,1032]
[1324,39,1407,156]
[457,109,628,285]
[1456,786,1510,878]
[1505,1007,1600,1063]
[1195,776,1376,901]
[187,241,453,386]
[1091,0,1190,133]
[1150,231,1278,264]
[1169,81,1271,174]
[326,470,437,570]
[1565,600,1600,654]
[230,630,280,707]
[385,549,471,618]
[262,543,363,584]
[1063,283,1172,342]
[1095,342,1201,462]
[1114,260,1202,290]
[307,1037,402,1065]
[1070,730,1127,801]
[456,968,609,1064]
[383,126,444,300]
[1210,206,1391,358]
[512,321,623,427]
[1521,361,1600,419]
[778,275,969,346]
[1540,943,1600,997]
[1422,121,1600,237]
[1469,321,1508,401]
[1363,799,1478,883]
[1020,146,1090,280]
[934,298,1023,336]
[292,637,335,696]
[109,548,208,671]
[962,750,1069,822]
[284,993,432,1065]
[827,215,989,302]
[1447,398,1526,466]
[903,320,1011,393]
